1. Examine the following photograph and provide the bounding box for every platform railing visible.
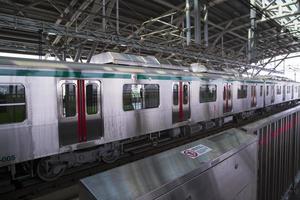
[244,106,300,200]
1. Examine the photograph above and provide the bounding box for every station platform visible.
[78,105,300,200]
[79,128,258,200]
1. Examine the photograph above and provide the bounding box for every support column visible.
[203,2,208,47]
[248,0,256,63]
[38,29,43,60]
[186,0,191,46]
[116,0,119,34]
[62,51,67,61]
[221,35,224,57]
[102,0,106,32]
[74,46,83,62]
[194,0,201,44]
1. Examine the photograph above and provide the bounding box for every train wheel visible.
[36,158,66,181]
[101,143,120,164]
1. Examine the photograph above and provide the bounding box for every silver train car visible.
[0,53,299,180]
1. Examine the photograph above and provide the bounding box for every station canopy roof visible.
[0,0,299,74]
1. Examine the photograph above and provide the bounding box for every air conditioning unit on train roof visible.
[90,52,192,71]
[190,63,208,72]
[90,52,160,68]
[159,59,189,71]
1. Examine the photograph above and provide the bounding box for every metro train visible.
[0,52,299,181]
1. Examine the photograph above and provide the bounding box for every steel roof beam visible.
[267,53,290,75]
[0,13,255,68]
[52,0,94,45]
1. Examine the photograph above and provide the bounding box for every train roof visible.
[0,56,297,84]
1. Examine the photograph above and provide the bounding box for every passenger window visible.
[287,86,290,94]
[173,84,178,105]
[144,84,159,108]
[266,85,269,96]
[260,85,263,96]
[86,84,98,115]
[62,83,76,117]
[237,85,247,99]
[183,84,188,105]
[277,86,281,95]
[123,84,159,111]
[200,84,217,103]
[0,84,26,124]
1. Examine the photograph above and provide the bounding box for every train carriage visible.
[0,52,299,180]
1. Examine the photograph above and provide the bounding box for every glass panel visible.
[223,86,226,100]
[183,84,188,105]
[62,84,76,117]
[271,85,275,103]
[267,85,269,96]
[228,85,232,100]
[123,84,159,111]
[200,84,217,103]
[260,85,263,96]
[123,84,143,111]
[277,85,281,94]
[144,84,159,108]
[86,84,98,115]
[237,85,247,99]
[131,84,143,110]
[173,84,178,105]
[0,84,26,124]
[0,84,25,104]
[123,84,133,111]
[0,105,26,124]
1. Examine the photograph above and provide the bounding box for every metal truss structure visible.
[0,0,300,75]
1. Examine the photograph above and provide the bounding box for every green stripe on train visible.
[0,68,265,83]
[0,69,131,79]
[0,68,196,80]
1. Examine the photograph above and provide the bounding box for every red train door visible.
[172,82,190,123]
[223,83,233,113]
[58,80,102,146]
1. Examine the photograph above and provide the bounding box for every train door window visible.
[223,83,233,113]
[266,85,269,96]
[251,86,257,107]
[237,85,247,99]
[0,84,26,124]
[200,84,217,103]
[260,85,263,96]
[86,84,98,115]
[229,85,232,101]
[283,85,286,101]
[271,85,275,103]
[287,86,290,94]
[223,86,226,100]
[62,83,76,117]
[173,84,179,105]
[183,84,188,105]
[292,86,294,99]
[144,84,159,108]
